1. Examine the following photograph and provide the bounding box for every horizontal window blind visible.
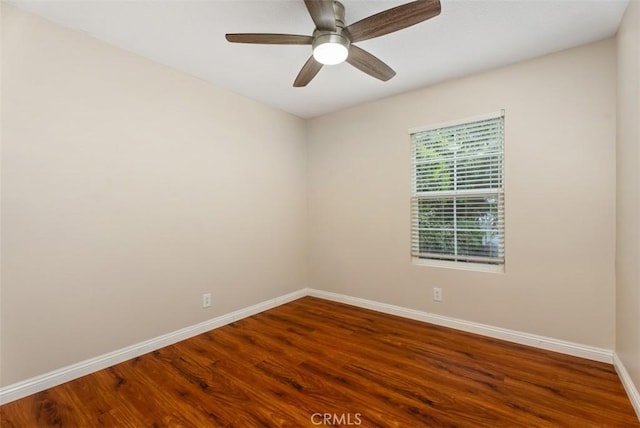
[411,113,505,265]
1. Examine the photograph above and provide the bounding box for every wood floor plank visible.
[1,296,638,427]
[152,343,309,426]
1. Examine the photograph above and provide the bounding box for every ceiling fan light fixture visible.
[312,33,350,65]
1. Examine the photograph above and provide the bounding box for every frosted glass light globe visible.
[313,41,349,65]
[312,33,350,65]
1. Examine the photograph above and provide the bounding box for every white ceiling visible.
[10,0,629,118]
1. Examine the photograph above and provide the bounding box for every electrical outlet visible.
[433,287,443,302]
[202,293,211,308]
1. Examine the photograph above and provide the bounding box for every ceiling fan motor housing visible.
[311,0,349,54]
[332,0,346,28]
[312,30,350,52]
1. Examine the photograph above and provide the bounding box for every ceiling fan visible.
[225,0,441,87]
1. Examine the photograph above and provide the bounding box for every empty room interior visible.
[1,0,639,426]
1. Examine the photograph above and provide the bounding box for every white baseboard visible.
[306,289,614,364]
[613,353,640,419]
[0,287,621,408]
[0,289,307,405]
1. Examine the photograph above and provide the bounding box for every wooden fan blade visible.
[347,45,396,81]
[293,56,323,87]
[225,33,313,45]
[345,0,441,43]
[304,0,336,31]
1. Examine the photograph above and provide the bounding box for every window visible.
[410,111,505,268]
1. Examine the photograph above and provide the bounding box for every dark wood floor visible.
[1,296,638,427]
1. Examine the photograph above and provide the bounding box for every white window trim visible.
[412,256,505,273]
[410,110,506,273]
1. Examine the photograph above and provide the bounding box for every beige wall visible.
[0,2,627,390]
[616,0,640,396]
[308,39,617,348]
[0,5,307,386]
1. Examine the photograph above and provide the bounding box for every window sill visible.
[412,257,504,273]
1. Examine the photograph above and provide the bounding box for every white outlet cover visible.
[202,293,212,308]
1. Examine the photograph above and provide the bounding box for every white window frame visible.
[409,110,505,273]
